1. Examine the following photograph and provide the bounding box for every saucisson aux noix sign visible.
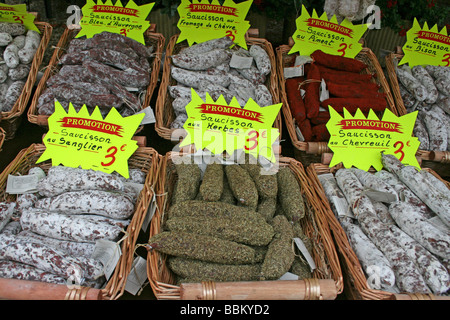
[289,5,368,58]
[326,107,421,171]
[37,103,144,179]
[179,89,282,163]
[0,2,39,32]
[399,18,450,68]
[76,0,154,45]
[176,0,251,49]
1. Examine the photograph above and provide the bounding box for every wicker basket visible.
[0,143,160,300]
[0,127,5,152]
[27,26,165,128]
[0,21,53,140]
[146,152,343,300]
[306,162,450,300]
[277,45,397,166]
[155,32,282,142]
[385,52,450,178]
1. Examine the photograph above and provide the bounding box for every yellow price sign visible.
[326,107,420,171]
[0,3,39,33]
[176,0,251,49]
[37,102,144,179]
[179,89,281,162]
[289,5,368,58]
[399,18,450,68]
[76,0,154,45]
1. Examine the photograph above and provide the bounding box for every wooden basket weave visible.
[0,143,160,300]
[277,45,397,166]
[0,21,53,140]
[306,162,450,300]
[27,26,165,128]
[385,52,450,178]
[154,32,282,142]
[0,127,5,152]
[146,152,343,300]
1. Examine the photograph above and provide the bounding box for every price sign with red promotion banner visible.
[399,18,450,68]
[179,89,281,162]
[76,0,154,44]
[37,102,144,179]
[176,0,251,49]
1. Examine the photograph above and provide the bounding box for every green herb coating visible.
[241,164,278,198]
[260,215,295,280]
[199,163,223,202]
[168,257,261,282]
[165,214,274,246]
[277,167,305,222]
[225,165,258,210]
[173,164,202,204]
[148,231,258,264]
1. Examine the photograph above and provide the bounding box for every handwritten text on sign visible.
[0,2,39,32]
[176,0,251,49]
[179,89,282,163]
[399,18,450,68]
[326,107,420,171]
[76,0,154,44]
[37,102,144,179]
[289,5,367,58]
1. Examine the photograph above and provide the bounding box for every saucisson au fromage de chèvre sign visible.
[76,0,154,45]
[37,103,144,179]
[0,2,39,33]
[326,107,421,171]
[289,5,368,58]
[176,0,251,49]
[399,18,450,68]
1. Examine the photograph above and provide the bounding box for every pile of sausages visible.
[396,64,450,152]
[318,153,450,295]
[167,36,274,129]
[0,166,146,288]
[0,22,41,113]
[36,31,154,117]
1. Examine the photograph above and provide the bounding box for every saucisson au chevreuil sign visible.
[76,0,154,44]
[289,5,368,58]
[179,89,282,162]
[176,0,251,49]
[399,18,450,68]
[326,107,421,171]
[37,103,144,179]
[0,2,39,32]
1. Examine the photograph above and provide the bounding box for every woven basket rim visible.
[0,127,4,152]
[0,143,160,300]
[27,27,165,127]
[306,162,450,300]
[146,151,343,300]
[0,21,53,139]
[154,33,282,142]
[277,45,398,154]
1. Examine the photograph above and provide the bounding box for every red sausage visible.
[311,50,367,73]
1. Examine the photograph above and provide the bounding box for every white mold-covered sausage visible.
[389,224,450,294]
[388,201,450,260]
[37,166,125,198]
[20,208,130,243]
[34,190,135,220]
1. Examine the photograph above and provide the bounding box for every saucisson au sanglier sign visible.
[326,107,421,171]
[37,103,144,179]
